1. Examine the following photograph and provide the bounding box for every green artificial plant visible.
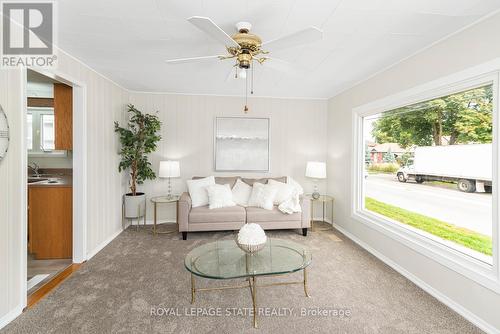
[114,104,161,196]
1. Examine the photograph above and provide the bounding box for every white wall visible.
[0,69,25,328]
[28,154,73,169]
[327,13,500,332]
[54,50,130,256]
[0,49,129,327]
[129,93,328,222]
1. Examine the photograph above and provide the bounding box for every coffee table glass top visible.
[185,238,311,279]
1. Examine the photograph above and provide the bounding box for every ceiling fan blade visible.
[165,55,223,64]
[261,57,297,73]
[262,26,323,51]
[225,65,237,81]
[187,16,240,49]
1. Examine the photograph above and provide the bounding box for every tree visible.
[114,104,161,196]
[365,144,372,165]
[372,85,493,148]
[383,148,396,163]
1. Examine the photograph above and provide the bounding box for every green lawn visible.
[365,197,492,256]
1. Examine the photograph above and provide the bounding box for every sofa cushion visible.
[246,206,301,223]
[232,179,252,207]
[268,179,295,205]
[193,176,238,189]
[242,176,287,186]
[187,176,215,208]
[206,184,236,209]
[189,205,246,224]
[248,183,278,210]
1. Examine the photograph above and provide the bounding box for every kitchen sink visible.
[28,177,48,184]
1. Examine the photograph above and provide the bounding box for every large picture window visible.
[353,70,499,291]
[363,84,493,262]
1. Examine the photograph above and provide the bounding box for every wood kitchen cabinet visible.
[53,83,73,150]
[28,187,72,259]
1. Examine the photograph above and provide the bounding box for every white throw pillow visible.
[205,184,236,209]
[248,183,278,210]
[186,176,215,208]
[268,179,295,205]
[232,179,252,207]
[287,176,304,195]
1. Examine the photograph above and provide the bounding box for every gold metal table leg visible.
[323,201,325,224]
[144,198,147,228]
[310,199,314,232]
[303,268,310,297]
[189,268,311,328]
[153,202,157,236]
[191,273,196,304]
[250,276,258,328]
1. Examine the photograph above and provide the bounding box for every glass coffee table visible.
[185,238,312,328]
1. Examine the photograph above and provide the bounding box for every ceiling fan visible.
[165,16,323,111]
[166,16,323,76]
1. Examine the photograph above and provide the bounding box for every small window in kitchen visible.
[26,114,33,150]
[40,114,55,151]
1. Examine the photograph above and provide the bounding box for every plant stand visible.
[122,194,147,231]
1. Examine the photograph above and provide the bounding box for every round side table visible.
[307,194,334,232]
[150,195,180,236]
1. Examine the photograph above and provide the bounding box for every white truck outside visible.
[397,144,492,193]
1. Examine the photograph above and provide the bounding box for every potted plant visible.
[115,104,161,218]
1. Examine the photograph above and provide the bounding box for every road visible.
[365,174,492,236]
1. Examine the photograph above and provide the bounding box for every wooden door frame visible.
[22,68,87,306]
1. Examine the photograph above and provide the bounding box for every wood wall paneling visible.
[27,97,53,108]
[53,83,73,150]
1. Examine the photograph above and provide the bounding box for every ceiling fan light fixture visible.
[238,68,247,79]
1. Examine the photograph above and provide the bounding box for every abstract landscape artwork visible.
[214,117,269,171]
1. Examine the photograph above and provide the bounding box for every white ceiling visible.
[58,0,500,98]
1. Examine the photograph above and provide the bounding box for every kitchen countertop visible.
[28,169,73,188]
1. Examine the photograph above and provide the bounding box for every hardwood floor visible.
[27,263,82,308]
[27,255,72,294]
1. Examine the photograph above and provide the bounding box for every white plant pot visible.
[124,193,146,219]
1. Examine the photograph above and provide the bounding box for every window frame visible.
[26,113,33,151]
[352,60,500,293]
[40,113,55,151]
[27,107,66,157]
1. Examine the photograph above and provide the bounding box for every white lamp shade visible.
[305,161,326,179]
[159,160,180,178]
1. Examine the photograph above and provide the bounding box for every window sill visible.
[352,209,500,293]
[28,151,67,158]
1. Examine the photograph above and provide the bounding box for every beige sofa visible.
[178,176,311,240]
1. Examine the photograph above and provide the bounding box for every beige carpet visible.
[3,224,482,333]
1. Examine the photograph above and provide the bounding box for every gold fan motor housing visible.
[229,31,263,69]
[231,32,262,52]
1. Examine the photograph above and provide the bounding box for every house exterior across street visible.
[369,142,407,163]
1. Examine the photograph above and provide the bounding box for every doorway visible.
[23,68,87,306]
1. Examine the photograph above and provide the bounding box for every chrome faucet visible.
[28,162,41,177]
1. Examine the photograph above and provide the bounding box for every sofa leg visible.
[302,228,308,237]
[182,232,187,240]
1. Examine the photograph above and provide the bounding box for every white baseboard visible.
[312,217,333,224]
[330,222,499,334]
[0,305,23,330]
[128,219,176,226]
[86,228,124,260]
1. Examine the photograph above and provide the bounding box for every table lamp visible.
[305,161,326,199]
[159,160,180,199]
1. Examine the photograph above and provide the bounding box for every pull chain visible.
[251,64,254,95]
[244,67,249,113]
